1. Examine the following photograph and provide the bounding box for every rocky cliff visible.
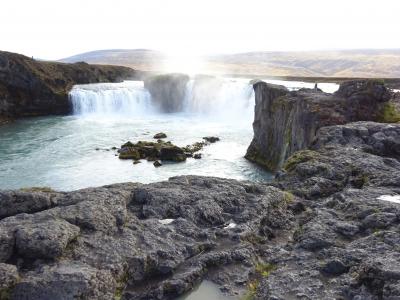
[245,79,397,171]
[0,51,137,119]
[144,73,190,112]
[1,121,400,299]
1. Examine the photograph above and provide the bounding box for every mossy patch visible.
[0,288,12,300]
[255,263,277,277]
[114,271,129,300]
[245,146,277,171]
[378,102,400,123]
[19,186,56,193]
[241,233,267,245]
[283,150,319,172]
[283,191,295,204]
[241,262,277,300]
[0,275,20,300]
[241,280,258,300]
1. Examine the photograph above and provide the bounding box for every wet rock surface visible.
[1,122,399,299]
[118,137,220,164]
[153,132,167,139]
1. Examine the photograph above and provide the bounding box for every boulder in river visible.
[118,140,186,162]
[153,160,162,167]
[118,136,220,164]
[203,136,220,143]
[153,132,167,139]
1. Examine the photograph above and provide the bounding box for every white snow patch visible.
[224,222,237,229]
[159,219,175,225]
[377,195,400,204]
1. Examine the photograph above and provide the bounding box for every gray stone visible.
[0,263,19,293]
[15,218,80,259]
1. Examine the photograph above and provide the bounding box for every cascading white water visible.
[183,78,255,123]
[184,79,254,115]
[69,78,255,123]
[69,81,153,116]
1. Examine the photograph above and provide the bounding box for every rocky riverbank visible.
[0,51,138,120]
[1,120,399,299]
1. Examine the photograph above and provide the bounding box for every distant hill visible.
[61,49,400,78]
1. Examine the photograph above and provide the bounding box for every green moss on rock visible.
[114,271,129,300]
[19,187,56,193]
[245,146,277,171]
[283,150,319,172]
[378,102,400,123]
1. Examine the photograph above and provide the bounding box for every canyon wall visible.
[245,79,397,171]
[0,51,138,120]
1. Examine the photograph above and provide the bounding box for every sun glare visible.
[162,53,206,75]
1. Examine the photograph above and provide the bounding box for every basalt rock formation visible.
[1,121,400,300]
[245,80,396,171]
[0,51,137,120]
[144,73,190,113]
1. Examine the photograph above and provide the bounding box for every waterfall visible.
[183,78,255,122]
[69,81,153,116]
[69,78,255,123]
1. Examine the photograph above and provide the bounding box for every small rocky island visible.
[0,75,400,300]
[117,136,220,166]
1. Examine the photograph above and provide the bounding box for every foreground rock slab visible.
[0,177,293,299]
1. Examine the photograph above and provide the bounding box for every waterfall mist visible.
[69,77,255,125]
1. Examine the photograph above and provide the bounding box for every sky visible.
[1,0,400,60]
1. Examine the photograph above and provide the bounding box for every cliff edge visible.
[0,51,137,119]
[245,79,398,171]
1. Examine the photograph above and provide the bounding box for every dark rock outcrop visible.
[0,51,137,119]
[0,177,293,299]
[254,121,400,300]
[245,80,395,171]
[144,73,190,112]
[117,138,219,163]
[153,132,167,139]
